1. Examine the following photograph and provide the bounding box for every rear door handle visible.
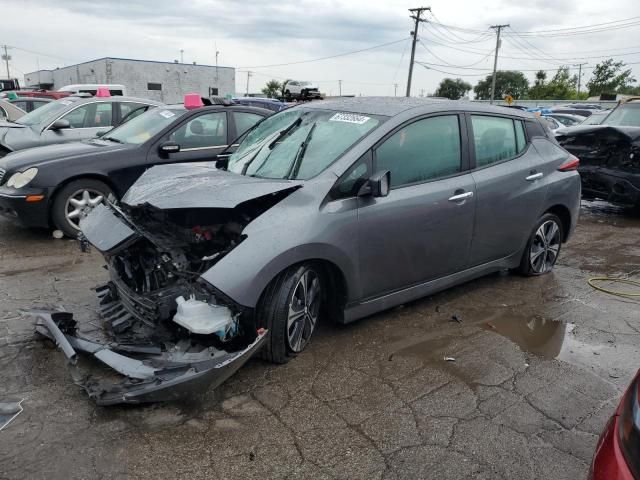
[526,172,543,181]
[448,191,474,202]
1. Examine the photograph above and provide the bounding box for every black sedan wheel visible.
[51,179,113,238]
[258,263,322,364]
[519,213,563,276]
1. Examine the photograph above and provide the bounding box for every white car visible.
[284,81,321,100]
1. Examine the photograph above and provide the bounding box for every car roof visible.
[164,104,273,115]
[298,97,532,118]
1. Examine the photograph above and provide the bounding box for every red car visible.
[0,90,71,100]
[589,369,640,479]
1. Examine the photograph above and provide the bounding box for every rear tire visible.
[518,213,563,276]
[51,178,113,238]
[257,264,323,364]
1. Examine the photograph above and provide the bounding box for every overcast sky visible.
[2,0,639,96]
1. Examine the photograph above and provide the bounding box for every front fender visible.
[201,239,358,309]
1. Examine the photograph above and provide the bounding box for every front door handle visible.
[526,172,543,181]
[448,191,474,202]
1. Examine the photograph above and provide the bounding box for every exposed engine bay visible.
[556,126,640,207]
[30,172,300,405]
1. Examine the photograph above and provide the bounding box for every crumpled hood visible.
[556,125,640,142]
[0,140,128,171]
[123,163,302,209]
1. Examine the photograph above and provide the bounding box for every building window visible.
[147,83,162,91]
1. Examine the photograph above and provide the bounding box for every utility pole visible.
[2,45,10,79]
[338,80,342,96]
[406,6,430,97]
[394,83,398,96]
[215,42,220,84]
[489,24,509,104]
[574,62,587,94]
[180,49,184,63]
[245,71,252,95]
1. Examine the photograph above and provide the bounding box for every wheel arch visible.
[544,204,571,242]
[48,173,117,226]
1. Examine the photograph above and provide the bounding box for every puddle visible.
[482,313,567,359]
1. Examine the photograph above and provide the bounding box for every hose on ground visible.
[587,277,640,298]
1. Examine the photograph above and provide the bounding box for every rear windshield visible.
[16,97,80,126]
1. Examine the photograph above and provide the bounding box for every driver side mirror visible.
[358,170,391,198]
[158,141,180,155]
[50,119,70,131]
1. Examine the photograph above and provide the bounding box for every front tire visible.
[51,178,113,238]
[257,264,323,364]
[519,213,563,276]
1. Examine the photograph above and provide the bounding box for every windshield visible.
[603,104,640,127]
[228,108,382,180]
[16,97,79,126]
[581,112,609,125]
[102,107,187,145]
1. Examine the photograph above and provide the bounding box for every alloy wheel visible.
[65,188,104,230]
[287,270,321,352]
[529,220,561,274]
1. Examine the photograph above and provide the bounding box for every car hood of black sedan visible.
[122,163,302,210]
[0,140,131,171]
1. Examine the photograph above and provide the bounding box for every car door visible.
[357,113,476,300]
[147,110,229,165]
[40,101,114,145]
[467,114,547,266]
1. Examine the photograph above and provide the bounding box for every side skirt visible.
[342,253,521,324]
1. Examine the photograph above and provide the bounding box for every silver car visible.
[34,97,581,404]
[0,95,162,157]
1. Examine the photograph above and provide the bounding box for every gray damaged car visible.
[31,97,582,405]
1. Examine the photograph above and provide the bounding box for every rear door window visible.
[471,115,524,167]
[233,112,264,137]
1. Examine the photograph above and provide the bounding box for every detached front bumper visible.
[29,309,267,405]
[0,186,50,227]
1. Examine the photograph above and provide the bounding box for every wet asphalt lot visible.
[1,202,640,479]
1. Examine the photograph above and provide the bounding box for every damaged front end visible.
[31,166,301,405]
[556,126,640,206]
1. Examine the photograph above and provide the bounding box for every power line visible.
[418,37,494,67]
[238,38,408,69]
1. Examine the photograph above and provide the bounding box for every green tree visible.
[586,59,636,96]
[434,78,472,100]
[261,79,281,98]
[474,71,529,100]
[527,70,547,99]
[545,66,578,99]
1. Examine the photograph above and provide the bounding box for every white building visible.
[24,57,235,103]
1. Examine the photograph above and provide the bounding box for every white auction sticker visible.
[158,110,176,119]
[329,112,371,125]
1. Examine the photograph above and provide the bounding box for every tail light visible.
[618,376,640,478]
[558,155,580,171]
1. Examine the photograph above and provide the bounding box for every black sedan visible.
[0,102,271,236]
